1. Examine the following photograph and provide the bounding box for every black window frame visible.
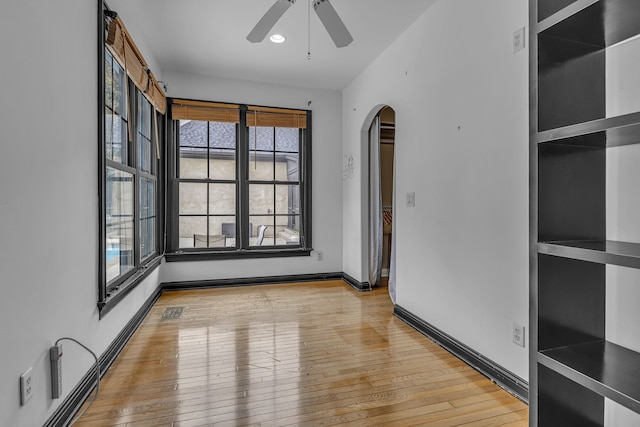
[98,2,164,316]
[165,99,312,262]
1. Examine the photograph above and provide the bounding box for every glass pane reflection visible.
[106,167,134,283]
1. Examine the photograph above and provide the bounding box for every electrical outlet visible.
[50,344,63,399]
[317,251,323,261]
[406,192,415,207]
[513,27,525,53]
[513,322,525,347]
[20,367,34,405]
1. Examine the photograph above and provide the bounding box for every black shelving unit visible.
[530,0,640,425]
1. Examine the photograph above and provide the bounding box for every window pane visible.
[249,151,274,181]
[105,107,113,159]
[137,94,152,173]
[141,137,151,173]
[209,149,236,180]
[276,184,300,215]
[140,177,156,259]
[209,122,236,149]
[180,120,207,147]
[276,216,300,245]
[142,97,151,139]
[138,133,150,173]
[209,183,236,215]
[112,60,126,119]
[209,216,237,248]
[180,147,208,179]
[275,153,299,181]
[107,113,127,164]
[179,216,206,248]
[106,167,135,283]
[105,51,128,165]
[282,215,301,233]
[249,184,274,215]
[105,50,113,110]
[179,183,207,215]
[275,128,299,152]
[250,216,275,247]
[249,126,274,151]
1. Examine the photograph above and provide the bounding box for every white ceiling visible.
[107,0,437,91]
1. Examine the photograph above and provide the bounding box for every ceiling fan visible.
[247,0,353,48]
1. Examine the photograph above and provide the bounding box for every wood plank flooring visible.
[75,280,528,426]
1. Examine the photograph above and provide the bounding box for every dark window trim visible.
[167,97,313,261]
[98,0,106,305]
[98,1,165,316]
[98,256,162,317]
[164,249,311,262]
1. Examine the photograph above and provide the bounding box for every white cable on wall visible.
[54,337,100,425]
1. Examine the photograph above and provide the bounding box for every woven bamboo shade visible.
[171,100,307,129]
[106,17,166,114]
[171,99,240,123]
[247,106,307,129]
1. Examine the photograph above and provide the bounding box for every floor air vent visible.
[161,307,184,320]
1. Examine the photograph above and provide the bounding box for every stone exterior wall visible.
[178,157,296,247]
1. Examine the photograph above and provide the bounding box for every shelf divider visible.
[537,0,598,32]
[536,112,640,146]
[539,341,640,414]
[538,0,640,48]
[538,240,640,269]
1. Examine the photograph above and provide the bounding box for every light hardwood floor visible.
[75,280,528,426]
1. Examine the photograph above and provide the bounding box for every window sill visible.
[164,248,312,262]
[98,255,162,318]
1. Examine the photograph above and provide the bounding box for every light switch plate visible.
[406,192,415,207]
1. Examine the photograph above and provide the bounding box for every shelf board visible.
[536,112,640,146]
[538,240,640,268]
[538,0,598,31]
[537,0,640,48]
[539,340,640,413]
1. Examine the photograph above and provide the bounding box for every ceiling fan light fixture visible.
[247,0,352,48]
[270,34,286,44]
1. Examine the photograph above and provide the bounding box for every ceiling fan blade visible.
[313,0,353,48]
[247,0,295,43]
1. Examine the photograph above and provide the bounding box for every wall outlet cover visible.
[513,322,525,347]
[20,367,34,405]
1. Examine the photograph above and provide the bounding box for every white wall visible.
[342,0,529,379]
[0,1,163,425]
[161,71,344,282]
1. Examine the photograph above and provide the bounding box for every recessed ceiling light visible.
[270,34,286,44]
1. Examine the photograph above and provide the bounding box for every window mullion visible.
[105,159,137,175]
[272,127,277,247]
[238,107,248,249]
[206,120,211,246]
[131,83,141,269]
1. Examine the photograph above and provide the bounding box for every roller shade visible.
[171,99,240,123]
[106,16,166,115]
[247,106,307,129]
